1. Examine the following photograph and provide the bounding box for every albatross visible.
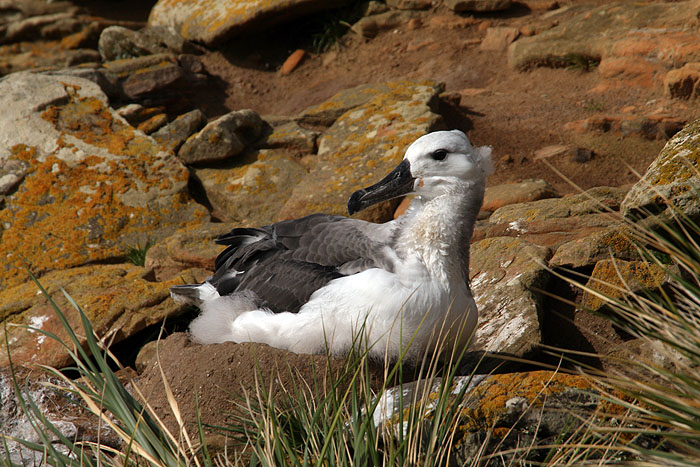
[170,130,493,360]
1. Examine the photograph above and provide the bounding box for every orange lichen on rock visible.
[0,88,205,290]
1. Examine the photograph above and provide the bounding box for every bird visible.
[170,130,493,361]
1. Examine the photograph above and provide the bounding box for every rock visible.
[374,371,607,464]
[482,179,558,212]
[445,0,513,12]
[194,149,308,224]
[98,25,199,62]
[278,80,444,223]
[259,120,318,152]
[508,1,700,86]
[121,59,184,100]
[177,109,265,164]
[573,147,595,163]
[151,109,207,153]
[0,370,120,465]
[479,27,519,51]
[580,259,670,312]
[489,187,627,226]
[622,118,700,222]
[148,0,353,45]
[351,10,415,38]
[0,264,203,368]
[664,62,700,99]
[136,112,169,134]
[145,222,232,281]
[358,1,390,16]
[280,49,306,75]
[549,226,637,269]
[298,83,400,126]
[0,72,207,290]
[470,237,550,358]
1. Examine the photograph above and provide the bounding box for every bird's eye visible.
[431,149,448,161]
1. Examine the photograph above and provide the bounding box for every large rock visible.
[470,237,550,358]
[374,371,608,464]
[148,0,353,45]
[508,1,700,88]
[178,109,265,164]
[279,80,445,222]
[193,148,308,224]
[0,72,207,290]
[622,118,700,222]
[0,264,202,368]
[445,0,513,12]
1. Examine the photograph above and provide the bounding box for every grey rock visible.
[152,109,207,153]
[549,226,636,269]
[98,25,199,61]
[178,109,264,164]
[622,118,700,223]
[470,237,550,358]
[351,10,415,38]
[259,120,318,152]
[385,0,432,10]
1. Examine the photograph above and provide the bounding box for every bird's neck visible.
[397,183,484,282]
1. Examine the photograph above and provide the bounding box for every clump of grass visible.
[125,238,154,266]
[582,98,605,112]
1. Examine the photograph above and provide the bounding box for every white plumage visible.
[171,130,493,360]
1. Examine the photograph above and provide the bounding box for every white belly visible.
[192,267,477,360]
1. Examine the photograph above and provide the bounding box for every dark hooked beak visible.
[347,159,416,215]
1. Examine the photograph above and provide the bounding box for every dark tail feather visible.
[170,282,217,306]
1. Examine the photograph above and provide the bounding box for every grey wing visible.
[209,213,399,313]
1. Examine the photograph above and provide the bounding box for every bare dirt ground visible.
[80,0,690,196]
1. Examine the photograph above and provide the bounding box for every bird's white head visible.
[347,130,493,215]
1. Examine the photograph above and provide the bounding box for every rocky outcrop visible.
[622,117,700,222]
[279,80,445,222]
[508,1,700,91]
[0,72,207,290]
[148,0,353,45]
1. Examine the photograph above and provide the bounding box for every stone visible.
[121,60,184,99]
[509,1,700,80]
[0,264,202,368]
[482,179,558,212]
[259,120,318,152]
[580,259,670,312]
[148,0,353,45]
[573,147,595,163]
[177,109,265,165]
[470,237,550,358]
[278,80,444,223]
[351,10,415,38]
[664,62,700,99]
[151,109,207,153]
[136,113,169,134]
[549,227,638,269]
[445,0,513,12]
[279,49,306,75]
[489,187,627,225]
[98,25,198,62]
[479,27,519,51]
[298,83,400,126]
[622,118,700,222]
[145,222,232,281]
[374,371,606,464]
[0,370,120,465]
[194,149,308,224]
[0,72,207,290]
